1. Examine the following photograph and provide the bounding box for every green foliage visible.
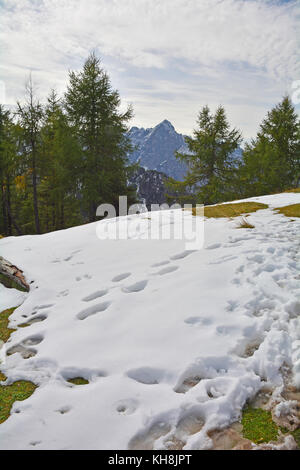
[170,105,242,205]
[65,53,136,221]
[0,53,137,235]
[241,96,300,196]
[242,406,279,444]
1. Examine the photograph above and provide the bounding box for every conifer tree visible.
[64,53,136,221]
[242,96,300,195]
[16,76,44,233]
[40,90,81,231]
[172,105,242,205]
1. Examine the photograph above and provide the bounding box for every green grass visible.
[285,188,300,193]
[236,217,255,229]
[67,377,89,386]
[0,380,37,424]
[0,308,16,343]
[291,428,300,448]
[0,307,37,424]
[192,202,269,219]
[241,406,279,444]
[276,204,300,218]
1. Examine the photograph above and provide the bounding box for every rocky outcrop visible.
[0,257,29,292]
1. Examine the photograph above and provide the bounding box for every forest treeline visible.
[0,52,299,237]
[169,97,300,205]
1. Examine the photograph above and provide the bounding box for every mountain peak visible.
[156,119,175,131]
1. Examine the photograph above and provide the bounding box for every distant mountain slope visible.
[128,120,189,181]
[128,120,243,181]
[129,167,168,207]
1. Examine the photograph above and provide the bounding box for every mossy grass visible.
[236,217,255,229]
[276,204,300,218]
[0,307,37,424]
[0,380,37,424]
[192,202,268,219]
[241,406,279,444]
[291,428,300,448]
[0,273,28,293]
[0,308,17,343]
[67,377,89,386]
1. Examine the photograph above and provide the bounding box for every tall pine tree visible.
[64,53,136,221]
[242,96,300,195]
[16,76,44,233]
[40,90,82,232]
[171,105,242,205]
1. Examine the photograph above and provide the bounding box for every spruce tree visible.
[172,105,242,205]
[40,90,81,231]
[242,96,300,195]
[64,53,136,221]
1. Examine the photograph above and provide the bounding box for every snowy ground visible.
[0,192,299,450]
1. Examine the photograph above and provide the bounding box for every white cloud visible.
[0,0,299,138]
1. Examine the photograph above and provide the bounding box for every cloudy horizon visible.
[0,0,299,140]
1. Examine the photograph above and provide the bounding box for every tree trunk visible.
[32,143,41,234]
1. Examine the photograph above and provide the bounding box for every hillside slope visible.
[0,192,299,450]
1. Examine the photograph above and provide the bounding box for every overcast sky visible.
[0,0,299,139]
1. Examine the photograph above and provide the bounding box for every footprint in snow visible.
[206,243,222,250]
[122,280,148,293]
[184,316,213,326]
[35,304,54,310]
[151,261,170,268]
[77,301,111,320]
[156,266,179,276]
[170,250,196,260]
[112,273,131,282]
[82,290,108,302]
[126,367,165,385]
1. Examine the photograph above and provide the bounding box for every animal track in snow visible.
[112,273,131,282]
[122,280,148,293]
[77,301,111,320]
[82,290,108,302]
[156,266,179,276]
